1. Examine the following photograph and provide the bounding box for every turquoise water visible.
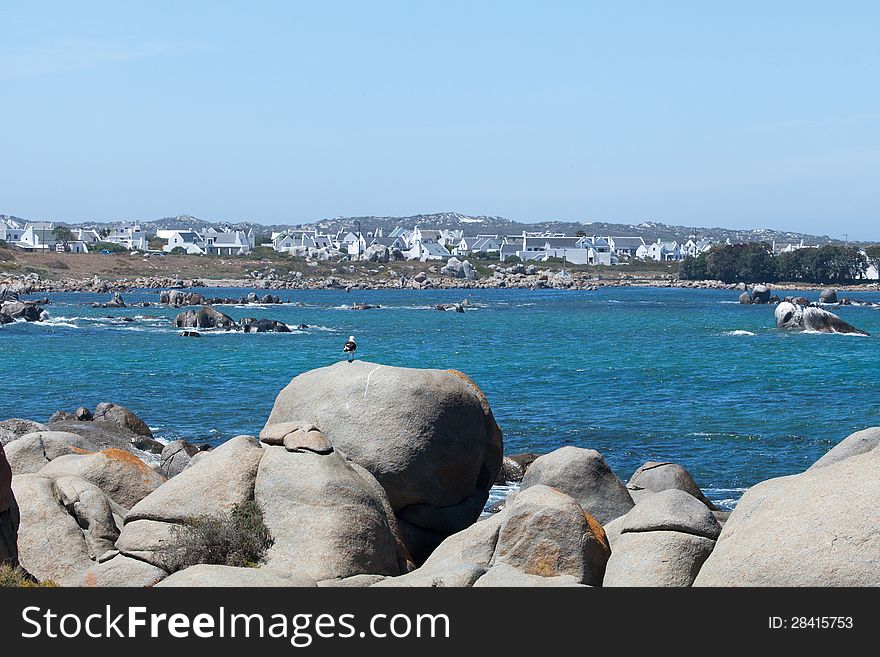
[4,286,880,508]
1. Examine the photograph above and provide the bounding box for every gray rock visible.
[0,443,18,567]
[115,519,182,572]
[259,422,332,453]
[76,407,93,421]
[159,440,200,478]
[12,474,119,585]
[751,284,771,304]
[38,449,165,508]
[493,485,610,586]
[694,447,880,586]
[156,564,317,587]
[318,574,389,587]
[775,301,868,335]
[473,563,586,587]
[0,300,43,322]
[92,402,153,439]
[418,512,503,574]
[174,305,236,330]
[262,362,503,561]
[0,418,49,446]
[4,431,99,474]
[819,288,838,304]
[125,435,263,524]
[519,446,634,525]
[373,563,486,588]
[627,461,716,510]
[601,515,625,550]
[255,444,401,581]
[738,292,752,304]
[620,489,721,540]
[240,317,291,333]
[79,554,168,587]
[809,427,880,470]
[603,531,716,587]
[48,418,164,453]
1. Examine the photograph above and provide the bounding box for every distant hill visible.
[4,210,851,246]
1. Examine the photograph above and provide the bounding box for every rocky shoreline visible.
[3,270,879,296]
[2,361,878,587]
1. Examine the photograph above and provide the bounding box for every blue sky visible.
[1,1,878,239]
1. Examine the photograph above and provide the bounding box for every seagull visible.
[343,335,357,362]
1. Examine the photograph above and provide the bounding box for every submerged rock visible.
[173,305,236,330]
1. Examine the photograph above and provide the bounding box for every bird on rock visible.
[343,335,357,362]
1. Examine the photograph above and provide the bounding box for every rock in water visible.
[819,288,838,304]
[519,446,634,525]
[775,301,868,335]
[0,443,19,567]
[174,305,236,330]
[92,402,154,439]
[694,446,880,586]
[627,461,717,509]
[750,284,771,304]
[262,362,503,561]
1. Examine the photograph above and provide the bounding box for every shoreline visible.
[4,271,880,295]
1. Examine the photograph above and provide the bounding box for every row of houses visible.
[0,217,149,253]
[265,224,719,264]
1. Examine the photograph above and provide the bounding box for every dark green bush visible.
[165,500,274,570]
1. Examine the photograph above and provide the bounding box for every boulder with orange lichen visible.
[37,448,166,508]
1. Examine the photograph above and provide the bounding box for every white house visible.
[642,239,682,261]
[864,262,879,281]
[17,222,56,251]
[606,236,645,259]
[204,229,252,255]
[0,217,25,244]
[104,224,148,251]
[163,230,206,254]
[682,239,714,258]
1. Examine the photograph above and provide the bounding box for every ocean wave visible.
[802,329,870,337]
[725,330,756,336]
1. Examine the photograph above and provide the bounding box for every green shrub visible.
[165,500,274,570]
[0,565,56,588]
[91,242,127,254]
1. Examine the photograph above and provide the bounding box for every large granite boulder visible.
[156,564,316,587]
[627,461,716,509]
[13,474,120,585]
[262,362,503,561]
[4,431,99,474]
[0,443,18,567]
[118,436,264,570]
[174,305,236,330]
[254,442,401,582]
[0,418,49,446]
[809,427,880,470]
[694,447,880,586]
[519,447,634,525]
[38,449,166,508]
[493,485,609,586]
[603,490,721,587]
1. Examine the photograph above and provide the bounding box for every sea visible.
[4,286,880,511]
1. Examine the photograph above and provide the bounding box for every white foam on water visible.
[725,330,756,336]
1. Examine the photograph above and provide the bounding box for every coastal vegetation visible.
[165,501,275,570]
[680,243,869,284]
